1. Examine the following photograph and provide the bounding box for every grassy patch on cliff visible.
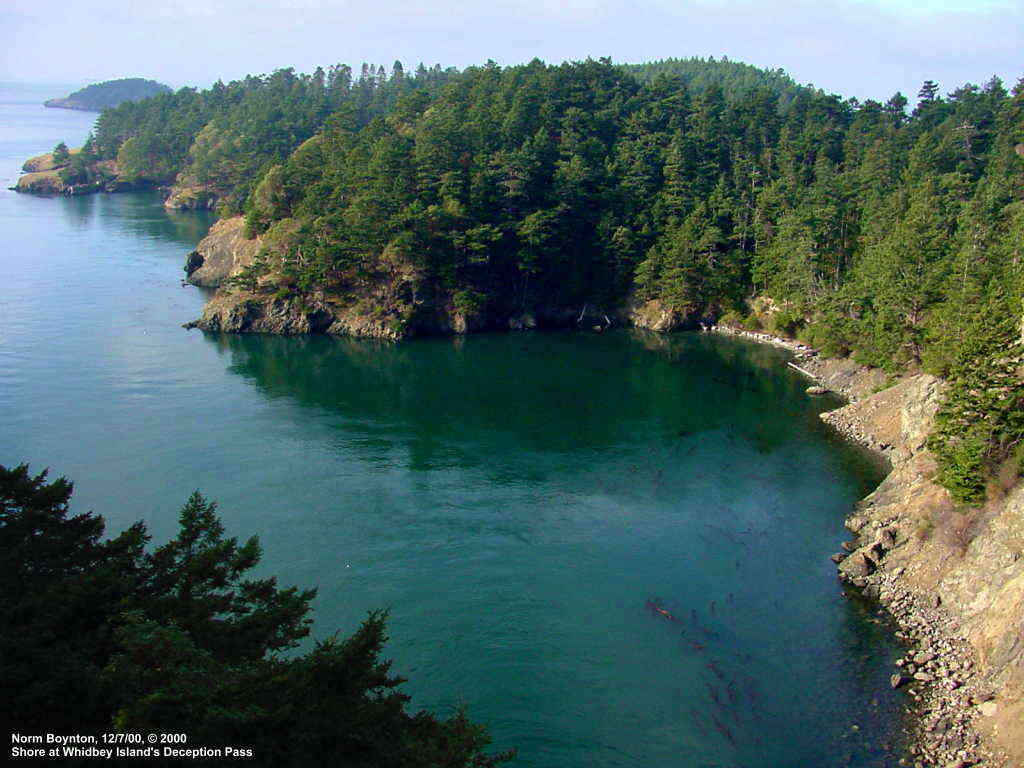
[21,148,81,173]
[15,169,64,194]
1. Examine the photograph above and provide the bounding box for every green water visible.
[1,83,908,766]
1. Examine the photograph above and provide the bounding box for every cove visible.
[0,83,907,767]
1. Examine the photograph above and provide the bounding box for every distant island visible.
[44,77,171,111]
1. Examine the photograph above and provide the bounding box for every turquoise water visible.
[0,84,907,766]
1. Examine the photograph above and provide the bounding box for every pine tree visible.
[51,141,70,164]
[917,80,940,103]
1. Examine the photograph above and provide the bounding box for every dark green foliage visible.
[56,144,112,187]
[0,464,147,732]
[620,56,810,106]
[51,141,69,164]
[252,58,816,323]
[46,78,171,111]
[927,287,1024,504]
[1,464,509,766]
[86,62,458,207]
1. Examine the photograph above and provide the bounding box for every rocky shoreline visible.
[181,216,714,339]
[711,324,1018,768]
[12,150,154,197]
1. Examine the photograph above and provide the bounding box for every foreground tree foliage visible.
[0,463,511,767]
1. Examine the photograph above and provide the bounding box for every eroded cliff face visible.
[184,217,262,288]
[22,150,74,173]
[626,296,702,333]
[186,290,415,340]
[164,185,216,211]
[809,359,1023,766]
[185,216,629,339]
[185,217,721,339]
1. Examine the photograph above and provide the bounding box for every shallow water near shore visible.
[1,83,909,766]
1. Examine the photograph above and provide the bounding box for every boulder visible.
[913,651,936,665]
[876,527,897,550]
[839,551,876,579]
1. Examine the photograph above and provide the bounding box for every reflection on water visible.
[60,190,98,228]
[208,329,877,479]
[190,328,903,767]
[57,191,216,245]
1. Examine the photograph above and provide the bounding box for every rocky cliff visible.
[164,184,216,211]
[13,151,141,197]
[185,218,709,338]
[184,217,262,287]
[805,357,1023,767]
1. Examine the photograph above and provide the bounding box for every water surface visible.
[0,83,907,767]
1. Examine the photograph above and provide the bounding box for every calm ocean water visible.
[0,82,908,766]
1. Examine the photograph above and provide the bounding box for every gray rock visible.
[892,673,911,689]
[839,551,876,579]
[866,541,886,564]
[877,528,897,549]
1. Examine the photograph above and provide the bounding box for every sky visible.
[1,0,1020,102]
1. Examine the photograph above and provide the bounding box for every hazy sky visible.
[1,0,1020,101]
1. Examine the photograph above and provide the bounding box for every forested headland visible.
[44,78,172,112]
[45,56,1024,505]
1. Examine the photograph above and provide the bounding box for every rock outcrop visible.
[13,152,137,197]
[16,170,66,195]
[628,297,700,332]
[21,150,78,173]
[164,185,216,211]
[185,290,414,340]
[185,217,263,287]
[185,217,629,338]
[809,359,1023,766]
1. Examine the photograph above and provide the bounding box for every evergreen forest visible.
[44,78,172,111]
[69,56,1024,504]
